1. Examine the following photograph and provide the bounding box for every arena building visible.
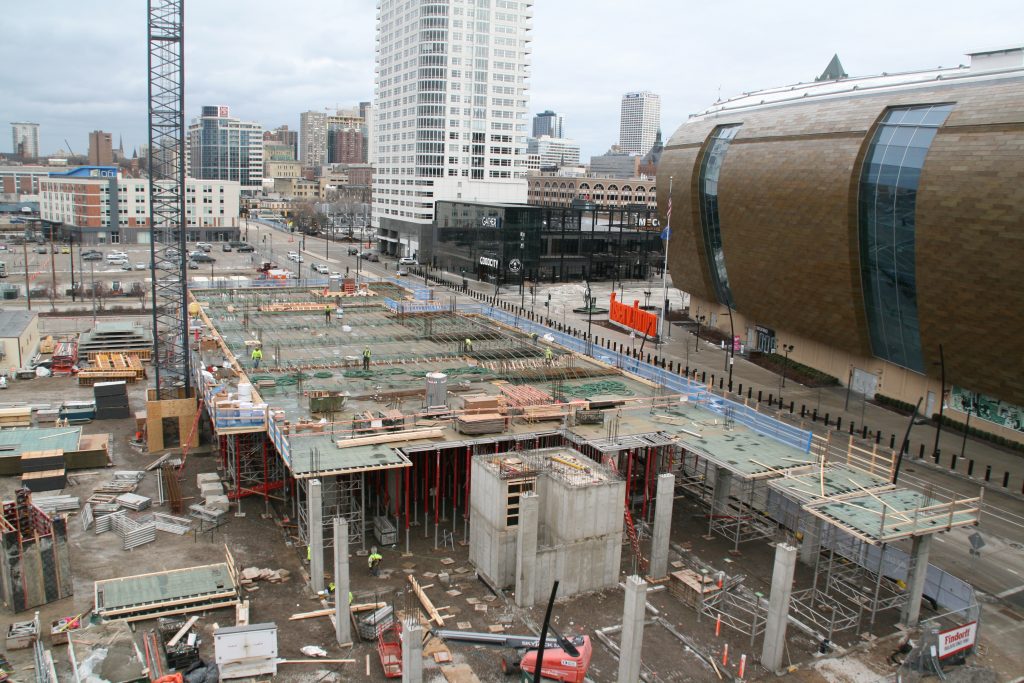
[659,48,1024,442]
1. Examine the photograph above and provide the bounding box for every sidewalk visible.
[431,271,1024,506]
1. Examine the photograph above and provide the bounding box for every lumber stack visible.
[78,370,138,386]
[521,404,566,422]
[20,450,67,492]
[498,384,552,407]
[0,406,32,428]
[668,569,720,609]
[461,394,505,415]
[93,353,146,380]
[455,413,506,435]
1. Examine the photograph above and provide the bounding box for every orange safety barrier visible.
[609,292,658,337]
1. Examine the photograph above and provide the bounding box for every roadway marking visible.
[996,584,1024,599]
[1008,568,1021,577]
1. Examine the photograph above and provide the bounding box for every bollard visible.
[801,405,806,418]
[875,431,881,445]
[720,378,724,390]
[836,416,842,431]
[1003,471,1010,488]
[824,412,830,426]
[849,422,855,435]
[951,454,958,471]
[967,459,974,477]
[790,401,795,413]
[768,393,773,404]
[812,409,818,422]
[918,443,925,459]
[758,390,763,403]
[739,383,744,396]
[862,425,869,438]
[747,387,752,400]
[933,448,940,465]
[985,465,991,481]
[890,434,896,449]
[702,371,707,384]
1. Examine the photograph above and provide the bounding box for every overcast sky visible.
[3,1,1022,159]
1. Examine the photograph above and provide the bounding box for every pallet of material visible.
[20,450,65,473]
[31,495,81,514]
[520,405,566,422]
[668,569,720,609]
[93,353,146,379]
[78,371,138,386]
[21,467,67,493]
[95,560,240,622]
[461,394,505,415]
[455,413,506,435]
[0,407,32,428]
[85,348,152,361]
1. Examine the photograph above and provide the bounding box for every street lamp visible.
[778,342,794,405]
[723,305,735,392]
[694,314,706,353]
[584,280,594,357]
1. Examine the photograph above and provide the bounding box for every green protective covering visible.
[561,381,635,399]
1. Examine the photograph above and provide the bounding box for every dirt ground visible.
[0,375,1011,682]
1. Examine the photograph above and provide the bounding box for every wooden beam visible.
[166,616,199,647]
[289,602,386,621]
[408,575,445,626]
[335,428,445,449]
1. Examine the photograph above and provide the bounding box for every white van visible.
[106,253,129,265]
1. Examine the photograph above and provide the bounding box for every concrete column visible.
[308,479,324,594]
[761,543,797,673]
[712,467,733,513]
[618,575,647,683]
[515,491,539,608]
[649,473,675,579]
[799,517,823,566]
[333,517,351,645]
[901,534,933,628]
[401,617,423,683]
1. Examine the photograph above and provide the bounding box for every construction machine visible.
[432,629,592,682]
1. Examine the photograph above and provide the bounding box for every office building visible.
[589,150,639,178]
[88,131,113,166]
[660,48,1024,437]
[532,110,564,138]
[186,105,264,190]
[619,91,660,156]
[299,110,328,167]
[11,122,40,160]
[373,0,533,261]
[527,135,580,170]
[359,101,375,163]
[265,125,299,160]
[328,128,364,164]
[39,166,241,244]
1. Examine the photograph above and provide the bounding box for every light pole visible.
[779,344,795,401]
[694,314,706,353]
[584,281,594,357]
[932,344,946,461]
[723,305,735,392]
[68,234,76,303]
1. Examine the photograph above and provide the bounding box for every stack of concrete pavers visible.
[197,472,230,512]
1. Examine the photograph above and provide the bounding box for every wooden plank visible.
[166,616,199,647]
[335,428,444,449]
[409,575,445,626]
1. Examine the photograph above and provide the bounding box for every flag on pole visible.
[661,196,672,240]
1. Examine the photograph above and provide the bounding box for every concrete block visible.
[204,495,230,512]
[200,482,224,498]
[197,472,220,488]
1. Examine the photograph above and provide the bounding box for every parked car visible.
[360,251,379,262]
[134,262,148,271]
[196,242,213,252]
[287,251,299,261]
[222,243,233,252]
[0,245,7,252]
[60,245,70,254]
[108,251,128,260]
[399,257,417,266]
[187,260,199,270]
[190,253,216,263]
[235,243,254,253]
[34,245,48,254]
[82,251,103,261]
[312,263,329,274]
[120,261,133,271]
[106,255,128,265]
[396,267,409,276]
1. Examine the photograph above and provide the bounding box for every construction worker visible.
[251,346,263,369]
[368,547,383,576]
[544,347,554,366]
[464,338,473,353]
[324,305,332,324]
[362,346,372,371]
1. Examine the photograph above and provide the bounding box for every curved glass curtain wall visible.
[697,125,741,307]
[858,104,952,373]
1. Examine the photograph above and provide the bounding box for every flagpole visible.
[659,176,673,345]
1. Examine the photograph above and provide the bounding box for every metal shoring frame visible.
[708,475,777,552]
[812,529,908,629]
[699,584,768,647]
[789,586,861,642]
[297,474,366,551]
[224,431,285,503]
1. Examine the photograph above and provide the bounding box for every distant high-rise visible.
[527,136,580,169]
[359,101,374,163]
[88,130,113,165]
[373,0,533,258]
[11,122,40,160]
[619,91,661,156]
[266,125,299,160]
[186,105,264,189]
[532,111,564,139]
[328,128,364,164]
[299,111,328,167]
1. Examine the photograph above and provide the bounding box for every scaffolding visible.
[295,474,366,551]
[223,431,285,502]
[706,473,778,552]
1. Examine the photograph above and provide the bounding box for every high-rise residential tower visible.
[11,122,40,160]
[373,0,533,260]
[532,110,564,138]
[618,91,660,156]
[186,105,264,190]
[300,111,328,167]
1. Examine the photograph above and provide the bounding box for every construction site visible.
[0,2,1002,681]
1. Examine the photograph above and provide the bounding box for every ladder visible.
[624,508,648,574]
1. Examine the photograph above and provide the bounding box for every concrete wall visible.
[468,457,521,588]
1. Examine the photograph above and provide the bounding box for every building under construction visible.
[187,276,983,669]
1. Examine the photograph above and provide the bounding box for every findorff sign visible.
[938,621,977,659]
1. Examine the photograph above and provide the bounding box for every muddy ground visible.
[0,375,1010,682]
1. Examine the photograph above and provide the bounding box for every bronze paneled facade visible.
[660,74,1024,406]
